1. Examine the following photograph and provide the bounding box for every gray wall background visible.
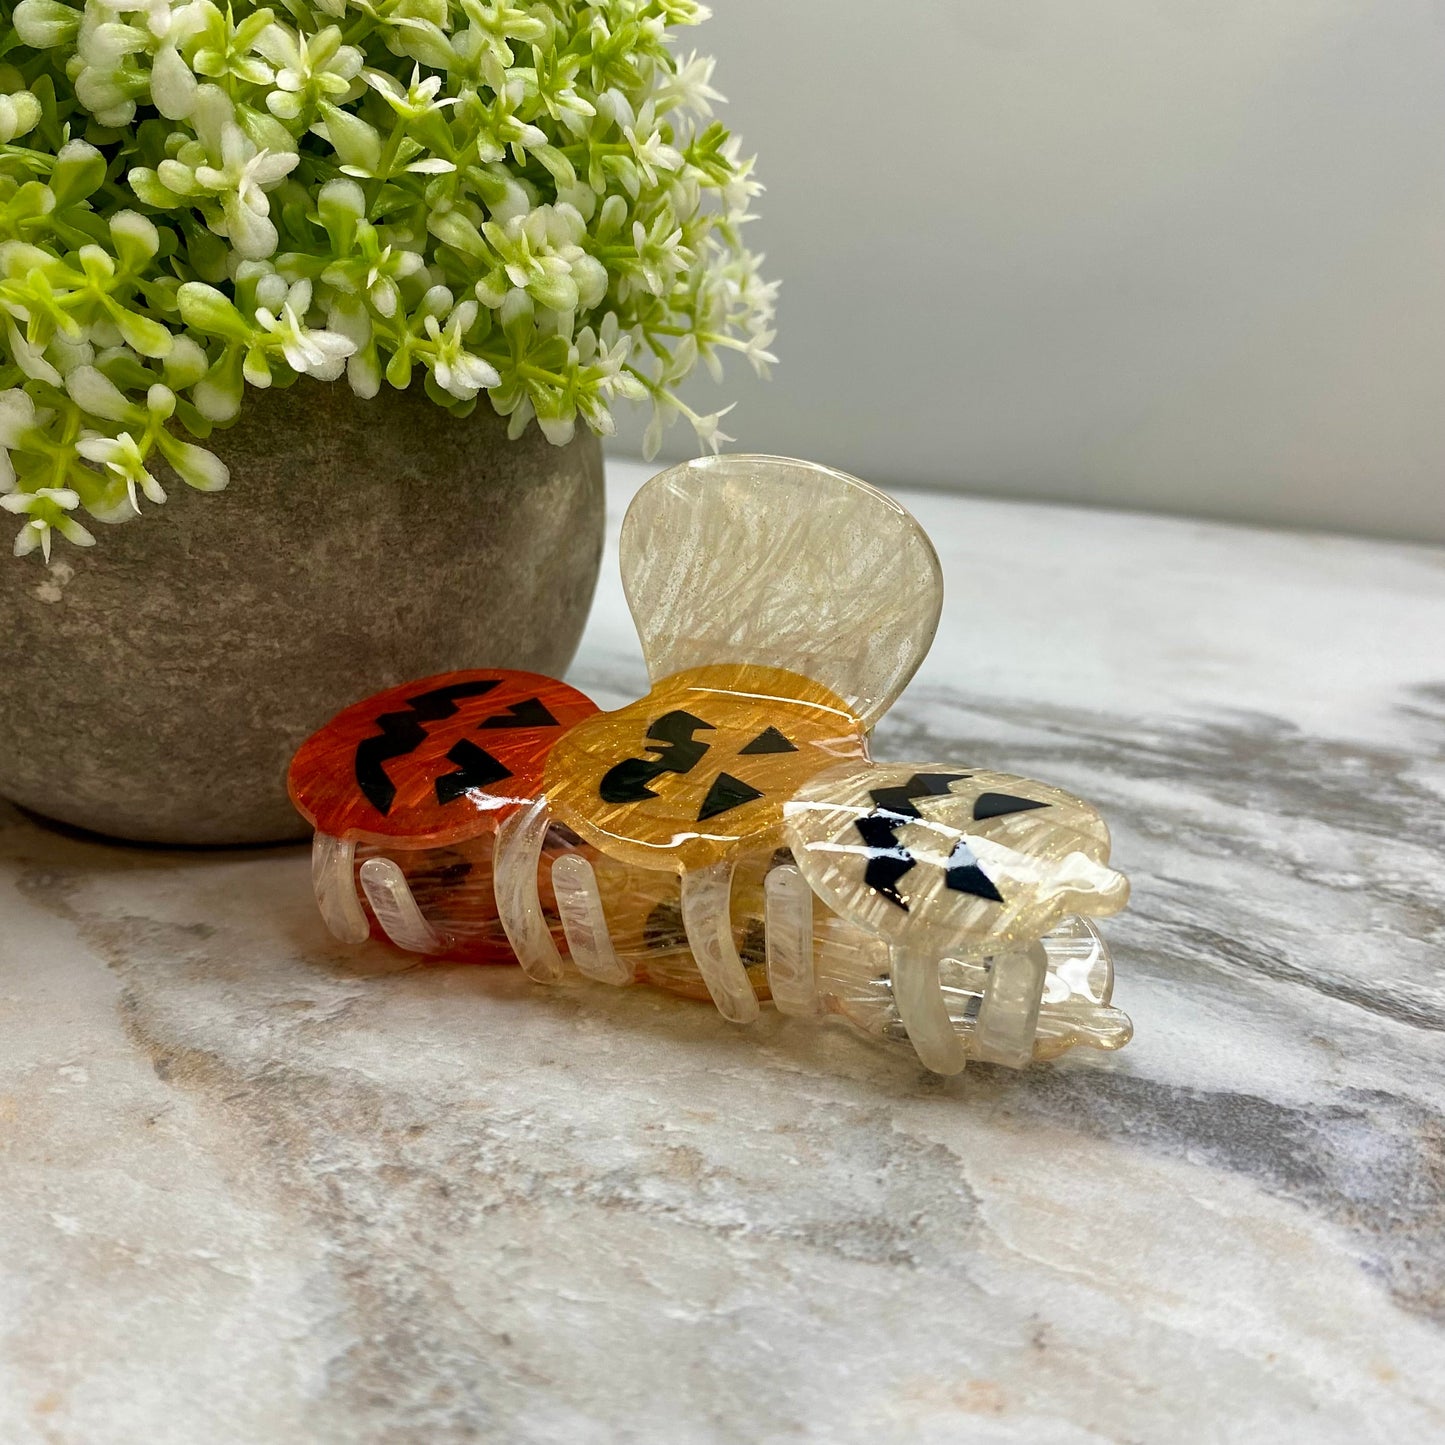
[611,0,1445,542]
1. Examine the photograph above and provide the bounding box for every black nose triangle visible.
[944,839,1005,903]
[698,772,765,821]
[972,792,1050,822]
[435,740,513,805]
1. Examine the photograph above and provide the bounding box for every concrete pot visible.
[0,379,605,845]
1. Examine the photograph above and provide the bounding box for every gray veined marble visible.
[1,461,1442,1444]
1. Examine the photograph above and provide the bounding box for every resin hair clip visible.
[289,456,1132,1074]
[288,668,599,957]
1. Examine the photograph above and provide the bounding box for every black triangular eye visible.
[868,773,970,819]
[477,697,558,729]
[972,792,1049,822]
[698,772,764,820]
[739,726,797,755]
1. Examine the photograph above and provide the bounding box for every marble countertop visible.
[2,461,1442,1444]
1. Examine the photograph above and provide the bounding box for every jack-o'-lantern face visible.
[289,669,599,847]
[544,663,870,871]
[785,763,1130,956]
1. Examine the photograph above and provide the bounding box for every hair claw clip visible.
[289,456,1133,1075]
[289,669,600,961]
[534,455,942,1022]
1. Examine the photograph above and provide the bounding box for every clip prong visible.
[680,861,761,1024]
[357,857,449,955]
[311,833,371,945]
[764,864,819,1017]
[974,940,1049,1068]
[891,945,968,1075]
[495,797,567,985]
[552,854,634,986]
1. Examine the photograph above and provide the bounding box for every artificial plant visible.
[0,0,775,559]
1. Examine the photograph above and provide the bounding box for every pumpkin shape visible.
[495,455,944,1024]
[288,669,598,960]
[785,765,1130,1073]
[544,663,869,871]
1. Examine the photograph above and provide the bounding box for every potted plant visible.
[0,0,775,844]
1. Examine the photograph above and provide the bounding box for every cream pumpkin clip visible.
[290,455,1134,1075]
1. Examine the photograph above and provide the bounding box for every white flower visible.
[361,244,422,316]
[656,52,724,118]
[364,65,457,122]
[630,215,687,297]
[691,403,735,454]
[477,203,604,313]
[5,0,779,548]
[193,124,299,260]
[2,487,95,561]
[720,136,765,221]
[234,143,297,218]
[77,430,166,511]
[423,302,500,401]
[623,102,684,190]
[742,329,778,379]
[258,23,363,120]
[252,266,288,312]
[255,279,356,379]
[161,437,228,492]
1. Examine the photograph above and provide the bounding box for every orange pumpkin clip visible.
[288,668,598,961]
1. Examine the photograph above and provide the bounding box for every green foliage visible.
[0,0,775,559]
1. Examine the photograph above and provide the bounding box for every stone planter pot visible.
[0,379,605,846]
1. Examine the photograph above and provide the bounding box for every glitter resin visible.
[289,456,1133,1074]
